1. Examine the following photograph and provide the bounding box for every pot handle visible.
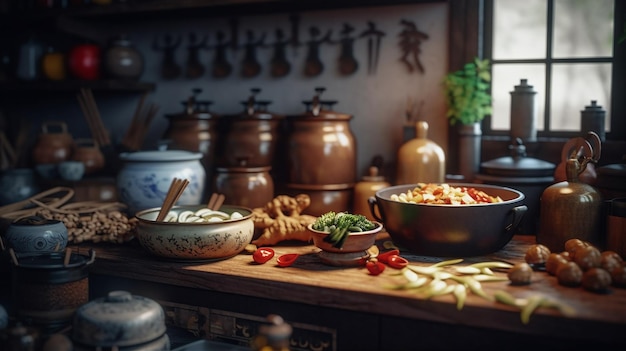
[367,196,383,222]
[505,205,527,232]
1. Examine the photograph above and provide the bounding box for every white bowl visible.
[134,205,254,261]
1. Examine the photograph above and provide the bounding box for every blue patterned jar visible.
[116,150,206,215]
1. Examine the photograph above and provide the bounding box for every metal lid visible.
[72,290,167,347]
[480,138,555,177]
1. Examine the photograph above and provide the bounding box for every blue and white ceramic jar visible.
[4,216,68,253]
[116,150,206,215]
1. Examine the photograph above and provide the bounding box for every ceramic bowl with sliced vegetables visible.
[134,205,254,260]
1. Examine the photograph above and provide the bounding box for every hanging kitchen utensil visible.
[398,19,429,74]
[152,33,182,80]
[336,23,358,76]
[289,13,302,52]
[359,21,385,75]
[268,28,291,77]
[185,32,207,79]
[241,30,265,78]
[208,30,233,78]
[229,17,240,51]
[304,26,332,77]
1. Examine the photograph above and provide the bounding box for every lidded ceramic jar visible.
[286,88,356,185]
[213,159,274,209]
[4,216,68,253]
[163,88,219,188]
[32,121,74,166]
[103,34,144,80]
[396,121,445,184]
[537,157,602,252]
[285,88,356,216]
[217,88,284,168]
[116,150,206,215]
[72,290,170,351]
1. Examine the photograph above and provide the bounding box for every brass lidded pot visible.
[216,88,284,168]
[537,157,602,252]
[353,163,390,221]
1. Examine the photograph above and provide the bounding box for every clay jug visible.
[71,138,105,175]
[537,157,602,252]
[396,121,445,184]
[32,121,74,166]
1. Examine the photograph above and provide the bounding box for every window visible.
[482,0,623,140]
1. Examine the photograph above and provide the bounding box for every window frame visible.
[481,0,624,141]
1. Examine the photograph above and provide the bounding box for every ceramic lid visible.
[72,290,167,347]
[119,150,202,162]
[293,87,351,120]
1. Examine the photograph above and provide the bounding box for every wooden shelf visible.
[0,80,156,93]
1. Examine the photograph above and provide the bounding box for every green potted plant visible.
[442,57,492,181]
[443,57,492,126]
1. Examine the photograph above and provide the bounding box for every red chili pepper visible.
[387,255,409,269]
[377,249,400,264]
[366,260,386,275]
[252,248,275,264]
[276,253,299,267]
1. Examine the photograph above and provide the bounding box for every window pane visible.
[553,0,614,58]
[491,64,546,132]
[493,0,547,60]
[550,63,612,131]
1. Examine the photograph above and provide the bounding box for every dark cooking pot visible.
[10,249,95,335]
[368,183,527,257]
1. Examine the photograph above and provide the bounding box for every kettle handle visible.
[505,205,528,232]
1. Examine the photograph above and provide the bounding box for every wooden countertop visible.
[75,234,626,347]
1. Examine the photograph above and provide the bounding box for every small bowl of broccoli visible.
[308,211,383,253]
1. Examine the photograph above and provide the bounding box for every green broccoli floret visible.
[312,211,376,249]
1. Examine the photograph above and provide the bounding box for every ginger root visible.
[251,194,317,246]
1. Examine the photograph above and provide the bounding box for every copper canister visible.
[217,88,284,168]
[286,88,356,185]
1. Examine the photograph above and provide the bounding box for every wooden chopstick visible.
[156,178,189,221]
[207,193,225,210]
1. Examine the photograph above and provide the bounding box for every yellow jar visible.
[41,50,66,81]
[396,121,445,184]
[353,166,390,221]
